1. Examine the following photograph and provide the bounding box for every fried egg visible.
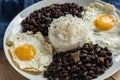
[84,2,120,55]
[7,32,53,72]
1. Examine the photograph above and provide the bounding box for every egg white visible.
[7,32,53,72]
[84,2,120,55]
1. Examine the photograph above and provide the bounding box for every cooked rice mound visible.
[49,14,90,52]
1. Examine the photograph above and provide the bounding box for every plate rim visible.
[3,0,120,80]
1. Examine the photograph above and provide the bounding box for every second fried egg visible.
[84,2,120,55]
[7,32,53,72]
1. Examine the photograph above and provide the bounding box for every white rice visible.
[48,14,89,53]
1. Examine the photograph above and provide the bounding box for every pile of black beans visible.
[44,43,113,80]
[21,3,84,36]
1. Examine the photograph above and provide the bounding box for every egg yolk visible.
[95,14,115,31]
[15,44,36,60]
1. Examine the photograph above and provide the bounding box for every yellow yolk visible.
[95,14,115,31]
[15,44,36,60]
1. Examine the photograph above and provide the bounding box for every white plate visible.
[3,0,120,80]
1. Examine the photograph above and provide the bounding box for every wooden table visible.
[0,49,120,80]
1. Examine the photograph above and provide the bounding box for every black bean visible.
[85,63,91,68]
[92,64,96,67]
[104,60,110,68]
[44,43,113,80]
[71,65,78,71]
[77,61,82,66]
[90,67,96,71]
[99,69,105,74]
[71,73,78,79]
[23,24,30,29]
[67,66,71,71]
[86,57,91,63]
[23,28,27,32]
[80,53,87,58]
[54,78,59,80]
[80,6,84,10]
[29,25,34,30]
[33,28,38,33]
[108,56,112,61]
[44,71,49,77]
[30,18,38,26]
[88,70,95,75]
[89,45,94,51]
[89,51,95,55]
[69,60,74,65]
[56,66,62,71]
[83,71,88,77]
[45,13,51,17]
[85,76,92,80]
[64,76,70,80]
[101,66,106,70]
[57,63,62,66]
[82,50,88,54]
[99,51,106,57]
[95,47,101,52]
[95,54,98,59]
[83,43,89,49]
[62,71,69,77]
[107,51,112,56]
[92,74,97,79]
[94,44,99,47]
[48,76,54,80]
[109,61,113,67]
